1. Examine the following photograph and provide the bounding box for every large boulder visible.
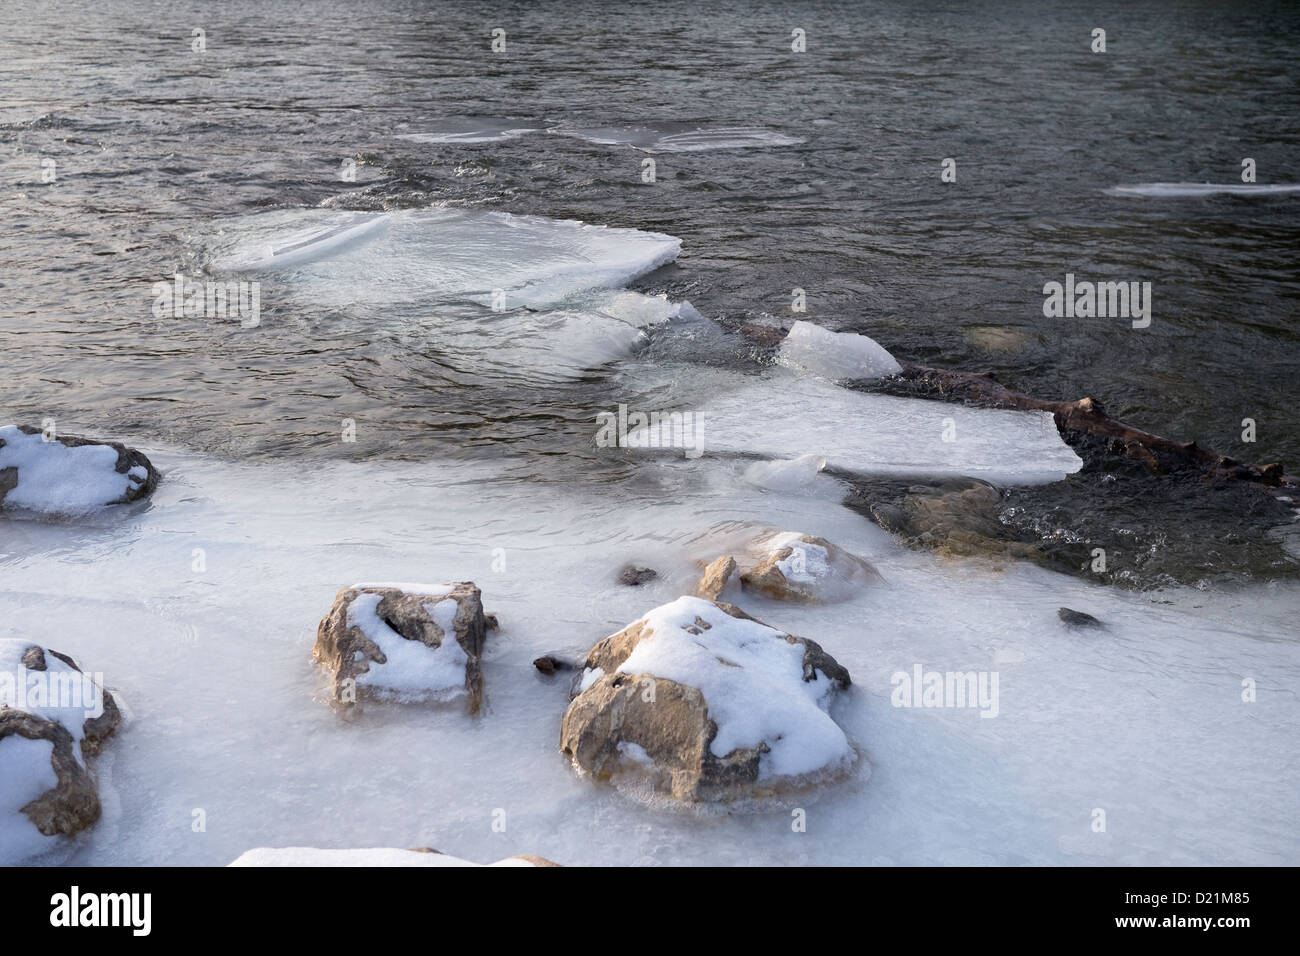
[560,596,852,802]
[0,424,160,515]
[314,582,489,713]
[0,640,122,856]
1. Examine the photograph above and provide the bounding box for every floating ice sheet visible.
[551,124,804,152]
[208,207,681,309]
[1109,183,1300,197]
[778,321,903,382]
[395,117,544,145]
[629,374,1082,485]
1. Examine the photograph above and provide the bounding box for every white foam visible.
[778,321,903,382]
[1109,183,1300,197]
[0,425,149,516]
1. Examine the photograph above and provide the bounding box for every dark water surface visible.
[2,0,1298,581]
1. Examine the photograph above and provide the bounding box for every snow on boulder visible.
[738,531,884,603]
[0,640,121,860]
[777,320,902,382]
[0,425,160,516]
[314,583,490,713]
[560,596,853,801]
[229,847,559,867]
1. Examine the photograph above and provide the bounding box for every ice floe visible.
[207,207,681,309]
[551,124,804,152]
[777,321,903,382]
[1109,183,1300,197]
[627,373,1083,485]
[395,117,544,145]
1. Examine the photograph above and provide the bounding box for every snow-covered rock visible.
[0,425,160,516]
[777,320,902,382]
[314,582,489,712]
[739,531,883,602]
[229,847,559,867]
[0,640,121,859]
[560,596,853,801]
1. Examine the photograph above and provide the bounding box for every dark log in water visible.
[888,365,1294,489]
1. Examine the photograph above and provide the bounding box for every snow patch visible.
[346,594,469,700]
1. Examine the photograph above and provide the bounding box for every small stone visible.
[618,565,658,586]
[533,654,572,675]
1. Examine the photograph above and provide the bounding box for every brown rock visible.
[695,555,737,601]
[0,644,121,839]
[739,532,882,602]
[560,598,850,802]
[314,583,488,713]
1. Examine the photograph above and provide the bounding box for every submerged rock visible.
[560,596,852,802]
[0,640,121,847]
[0,425,160,515]
[1058,608,1104,628]
[617,565,658,586]
[229,847,559,867]
[314,582,489,713]
[856,477,1047,564]
[739,531,882,602]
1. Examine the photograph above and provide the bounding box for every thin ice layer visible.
[610,596,851,779]
[0,426,148,515]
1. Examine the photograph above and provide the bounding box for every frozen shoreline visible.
[3,444,1296,866]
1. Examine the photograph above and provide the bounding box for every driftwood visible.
[887,364,1293,488]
